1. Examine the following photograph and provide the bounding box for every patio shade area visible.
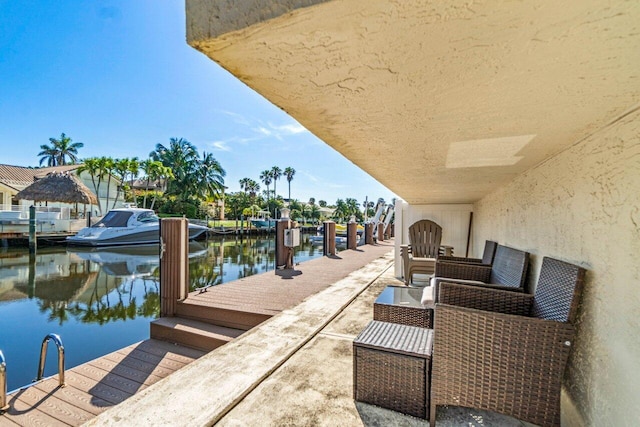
[182,1,639,425]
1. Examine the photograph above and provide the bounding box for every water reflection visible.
[0,233,323,390]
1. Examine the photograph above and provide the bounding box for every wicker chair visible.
[437,240,497,265]
[400,219,442,285]
[429,244,530,299]
[430,256,587,427]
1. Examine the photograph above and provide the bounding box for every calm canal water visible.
[0,233,328,391]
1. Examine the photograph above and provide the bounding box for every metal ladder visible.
[0,333,65,415]
[36,333,65,387]
[0,350,7,413]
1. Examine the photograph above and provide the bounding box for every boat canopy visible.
[93,211,134,228]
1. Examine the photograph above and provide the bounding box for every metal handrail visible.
[36,334,65,387]
[0,350,8,413]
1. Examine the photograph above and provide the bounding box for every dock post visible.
[86,211,92,227]
[275,217,291,270]
[29,205,37,254]
[364,222,374,245]
[159,218,189,317]
[377,222,385,241]
[384,223,391,240]
[323,221,336,256]
[346,220,358,250]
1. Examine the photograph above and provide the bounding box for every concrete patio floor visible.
[87,245,535,426]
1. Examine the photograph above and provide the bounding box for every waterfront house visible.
[0,164,123,217]
[180,1,639,425]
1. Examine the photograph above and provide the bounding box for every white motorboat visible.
[249,210,276,230]
[66,207,209,247]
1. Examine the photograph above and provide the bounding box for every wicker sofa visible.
[429,256,586,427]
[437,240,497,266]
[424,244,530,305]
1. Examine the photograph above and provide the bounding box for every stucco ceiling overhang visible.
[185,0,640,204]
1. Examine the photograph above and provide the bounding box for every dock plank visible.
[2,339,202,426]
[33,380,111,415]
[85,357,164,387]
[62,371,132,406]
[113,346,190,371]
[4,385,92,426]
[0,407,66,427]
[101,351,181,379]
[123,339,206,362]
[77,363,148,395]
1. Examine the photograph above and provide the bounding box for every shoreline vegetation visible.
[31,133,390,224]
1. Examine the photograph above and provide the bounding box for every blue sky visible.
[0,1,396,205]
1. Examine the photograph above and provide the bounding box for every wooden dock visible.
[0,340,205,426]
[0,239,394,426]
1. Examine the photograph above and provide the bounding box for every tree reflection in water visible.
[3,233,323,325]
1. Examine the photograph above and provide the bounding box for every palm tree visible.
[37,145,59,167]
[284,167,295,203]
[140,159,163,208]
[310,204,321,225]
[196,152,226,200]
[239,178,260,216]
[345,198,359,218]
[259,170,272,212]
[98,157,115,213]
[111,158,130,208]
[270,166,282,218]
[333,199,348,222]
[38,133,84,166]
[127,157,140,201]
[150,164,174,210]
[77,157,103,211]
[239,178,250,193]
[150,138,199,200]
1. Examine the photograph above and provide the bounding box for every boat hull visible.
[67,224,208,247]
[250,219,276,230]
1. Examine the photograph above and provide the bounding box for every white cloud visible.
[269,122,307,135]
[254,126,272,137]
[213,112,310,149]
[211,140,231,151]
[301,170,319,182]
[218,110,250,126]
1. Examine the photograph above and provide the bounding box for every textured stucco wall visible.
[186,0,329,41]
[473,108,640,426]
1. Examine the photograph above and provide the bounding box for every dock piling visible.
[364,223,374,245]
[28,205,37,254]
[160,218,189,317]
[347,221,358,250]
[323,221,336,256]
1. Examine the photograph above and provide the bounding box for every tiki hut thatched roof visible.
[14,172,98,205]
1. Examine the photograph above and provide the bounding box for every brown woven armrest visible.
[437,255,483,264]
[435,261,491,282]
[431,304,575,427]
[438,282,533,315]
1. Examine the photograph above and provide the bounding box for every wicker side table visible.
[373,285,433,328]
[353,320,433,419]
